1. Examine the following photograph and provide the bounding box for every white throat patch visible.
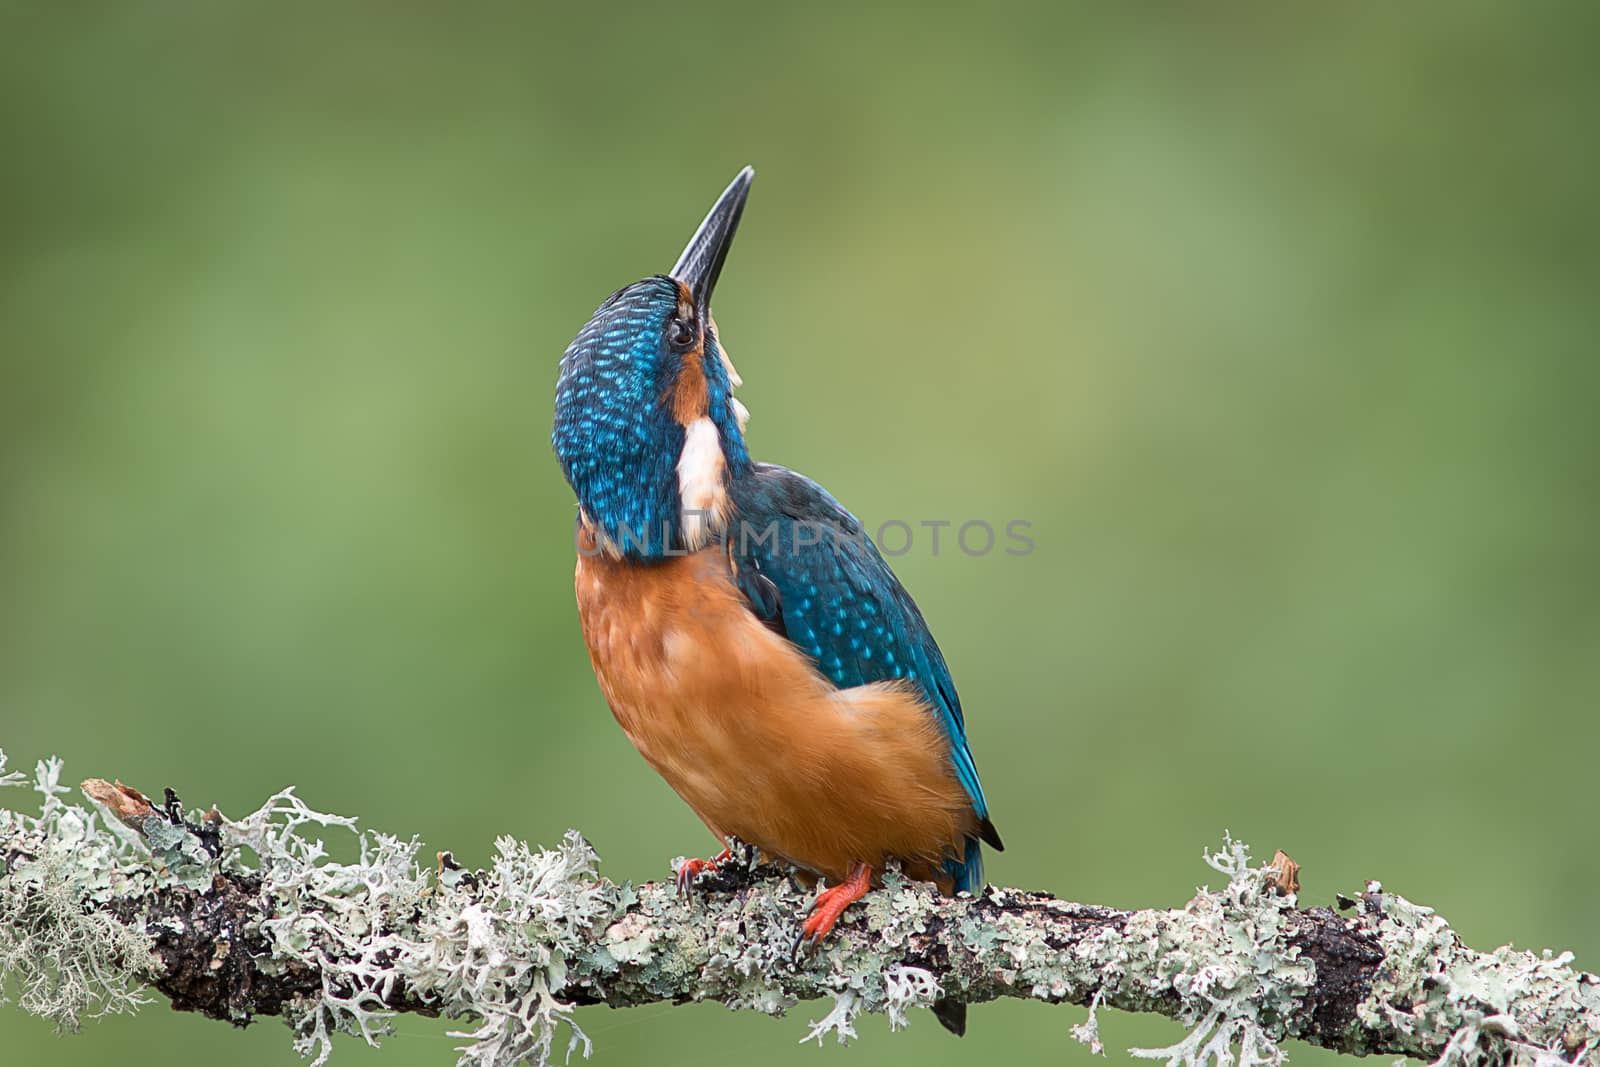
[710,318,750,433]
[677,416,729,550]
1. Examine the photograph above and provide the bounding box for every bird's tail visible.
[945,833,986,896]
[932,834,988,1036]
[933,998,968,1036]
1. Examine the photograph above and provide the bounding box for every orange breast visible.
[573,531,976,887]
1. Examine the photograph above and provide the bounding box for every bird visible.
[550,167,1002,1034]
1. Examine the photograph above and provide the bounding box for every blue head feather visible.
[552,275,748,558]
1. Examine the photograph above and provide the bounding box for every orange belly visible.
[573,535,976,887]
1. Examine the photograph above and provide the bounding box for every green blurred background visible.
[3,3,1597,1065]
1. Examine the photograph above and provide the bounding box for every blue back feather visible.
[726,464,992,891]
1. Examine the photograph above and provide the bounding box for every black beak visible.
[670,166,754,317]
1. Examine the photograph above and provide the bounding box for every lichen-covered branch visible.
[1,750,1595,1067]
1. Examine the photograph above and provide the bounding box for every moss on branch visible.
[1,749,1596,1067]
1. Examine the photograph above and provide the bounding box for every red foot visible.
[675,847,732,896]
[800,863,872,943]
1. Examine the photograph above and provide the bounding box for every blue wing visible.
[725,463,1001,890]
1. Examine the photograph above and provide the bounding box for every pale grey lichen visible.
[0,754,160,1030]
[138,813,217,887]
[404,832,621,1067]
[1073,988,1108,1055]
[1124,834,1307,1067]
[799,988,861,1046]
[219,789,626,1067]
[227,788,430,1063]
[4,752,1600,1067]
[882,964,941,1031]
[1355,880,1600,1066]
[0,749,26,790]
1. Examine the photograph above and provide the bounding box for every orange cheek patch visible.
[670,344,709,425]
[668,279,710,425]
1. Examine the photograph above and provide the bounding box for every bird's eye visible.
[667,317,698,350]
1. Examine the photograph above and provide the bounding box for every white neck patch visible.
[710,318,750,433]
[677,416,729,551]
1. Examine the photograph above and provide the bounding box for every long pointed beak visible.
[670,166,754,317]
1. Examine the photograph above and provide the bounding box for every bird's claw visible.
[793,862,872,953]
[674,847,733,898]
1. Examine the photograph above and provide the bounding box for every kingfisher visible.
[551,168,1002,1032]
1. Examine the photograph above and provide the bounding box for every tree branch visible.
[1,751,1595,1067]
